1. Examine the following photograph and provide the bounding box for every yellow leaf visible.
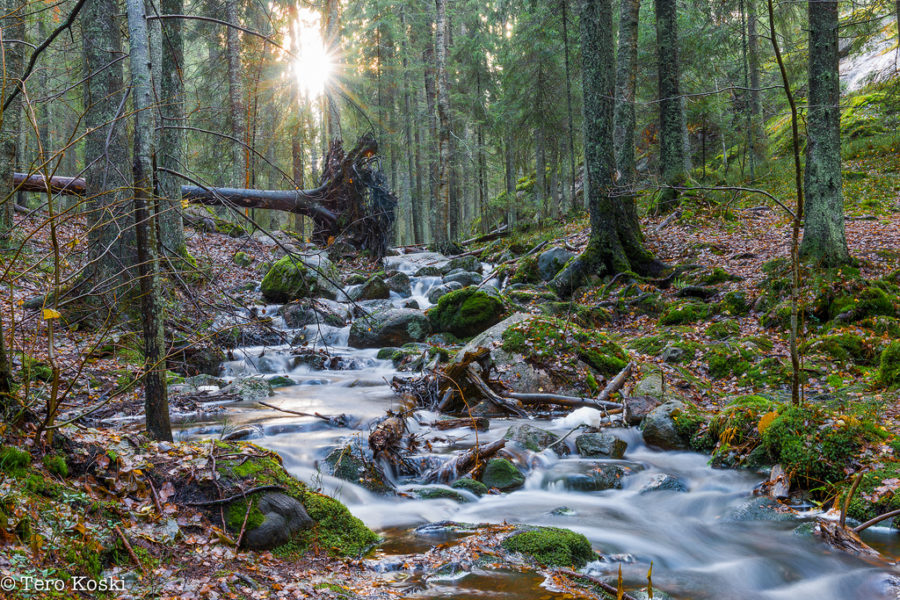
[42,308,61,320]
[758,411,778,434]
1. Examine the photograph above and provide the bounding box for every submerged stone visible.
[575,433,627,459]
[505,423,565,454]
[481,458,525,492]
[638,473,688,494]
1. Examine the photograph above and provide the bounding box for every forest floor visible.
[2,136,900,597]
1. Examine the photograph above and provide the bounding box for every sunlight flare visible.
[285,7,334,100]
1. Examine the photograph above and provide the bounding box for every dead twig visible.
[554,569,640,600]
[114,525,147,575]
[184,485,287,507]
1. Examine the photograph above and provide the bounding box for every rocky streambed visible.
[169,249,900,600]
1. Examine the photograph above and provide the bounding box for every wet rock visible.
[385,272,412,296]
[414,265,443,277]
[546,464,624,492]
[281,299,347,328]
[260,253,341,302]
[725,496,794,522]
[220,377,273,403]
[321,443,392,493]
[501,526,595,568]
[349,275,391,301]
[550,507,576,516]
[638,473,688,494]
[444,255,481,274]
[481,458,525,492]
[660,344,687,364]
[352,299,395,318]
[240,492,313,550]
[348,309,431,348]
[268,375,295,387]
[376,347,400,360]
[505,424,566,454]
[575,433,627,459]
[443,270,482,287]
[641,400,689,450]
[632,374,666,399]
[428,286,505,338]
[427,281,464,304]
[470,401,509,417]
[538,247,575,281]
[451,478,488,496]
[169,344,225,377]
[426,332,462,346]
[414,486,472,503]
[624,395,662,425]
[403,299,420,309]
[344,273,369,285]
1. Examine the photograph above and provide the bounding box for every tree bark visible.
[800,0,850,266]
[0,311,11,413]
[126,0,172,441]
[654,0,685,212]
[560,0,577,212]
[0,0,23,243]
[82,0,136,301]
[535,127,546,221]
[225,0,246,187]
[434,0,452,247]
[505,131,516,228]
[748,0,765,169]
[552,0,662,297]
[158,0,186,258]
[614,0,640,225]
[422,35,440,244]
[324,0,341,143]
[401,9,422,243]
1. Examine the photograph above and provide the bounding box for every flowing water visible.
[176,253,900,599]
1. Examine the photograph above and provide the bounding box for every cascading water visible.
[175,253,900,600]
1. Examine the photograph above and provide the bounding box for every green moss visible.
[260,256,312,303]
[224,498,266,531]
[501,527,594,568]
[510,255,541,284]
[672,404,716,452]
[428,286,505,338]
[845,463,900,523]
[628,334,669,355]
[802,333,876,365]
[719,291,751,316]
[21,355,53,382]
[452,477,488,496]
[706,345,751,379]
[42,454,68,478]
[706,320,740,340]
[578,347,628,376]
[481,458,525,491]
[830,284,897,321]
[659,302,712,325]
[0,446,31,476]
[700,267,740,285]
[880,342,900,387]
[762,405,887,487]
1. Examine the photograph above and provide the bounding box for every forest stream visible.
[172,253,900,600]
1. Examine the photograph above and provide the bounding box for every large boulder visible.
[575,433,627,459]
[385,272,412,296]
[443,270,483,287]
[383,251,448,274]
[443,255,482,274]
[456,312,531,357]
[281,299,348,328]
[348,276,390,301]
[238,492,314,550]
[538,247,575,281]
[481,458,525,491]
[624,395,662,425]
[348,309,431,348]
[427,281,464,304]
[428,286,505,338]
[641,400,689,450]
[260,253,341,302]
[505,424,565,454]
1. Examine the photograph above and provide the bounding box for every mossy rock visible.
[880,342,900,387]
[428,286,505,338]
[501,527,594,568]
[415,486,472,503]
[698,267,741,285]
[719,291,751,316]
[802,333,877,366]
[481,458,525,491]
[214,442,379,556]
[451,478,488,496]
[260,254,340,302]
[830,282,898,322]
[659,302,713,325]
[706,320,740,340]
[510,255,541,284]
[504,424,563,453]
[233,251,253,267]
[628,334,670,355]
[705,344,753,379]
[321,443,392,494]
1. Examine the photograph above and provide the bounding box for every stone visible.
[348,276,391,301]
[383,252,448,274]
[415,486,472,503]
[427,281,464,304]
[455,313,531,358]
[538,247,575,281]
[624,395,662,425]
[241,492,313,550]
[428,286,506,338]
[546,464,624,492]
[348,309,431,348]
[725,496,794,522]
[574,433,627,459]
[640,400,689,450]
[660,344,687,364]
[414,265,443,277]
[385,272,412,296]
[232,251,253,267]
[321,443,392,493]
[451,478,488,496]
[443,270,483,287]
[481,458,525,491]
[632,374,665,399]
[220,377,273,403]
[403,299,420,309]
[444,255,481,274]
[505,424,565,454]
[260,253,341,302]
[281,299,347,328]
[169,344,225,376]
[638,473,688,494]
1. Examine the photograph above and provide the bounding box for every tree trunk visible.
[413,89,427,242]
[0,0,23,242]
[434,0,451,247]
[654,0,685,212]
[158,0,186,258]
[748,0,764,169]
[505,131,516,228]
[401,10,422,243]
[552,0,662,296]
[549,147,560,220]
[0,311,11,413]
[290,124,305,236]
[82,0,136,302]
[126,0,172,441]
[800,0,850,266]
[614,0,640,225]
[535,127,546,221]
[560,0,578,210]
[225,0,246,187]
[423,39,440,244]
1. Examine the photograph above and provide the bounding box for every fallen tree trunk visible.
[422,439,506,483]
[12,134,398,258]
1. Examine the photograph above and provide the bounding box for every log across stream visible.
[171,253,900,600]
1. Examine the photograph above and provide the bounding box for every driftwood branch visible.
[422,439,505,483]
[554,569,640,600]
[597,362,633,403]
[465,364,528,417]
[853,509,900,534]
